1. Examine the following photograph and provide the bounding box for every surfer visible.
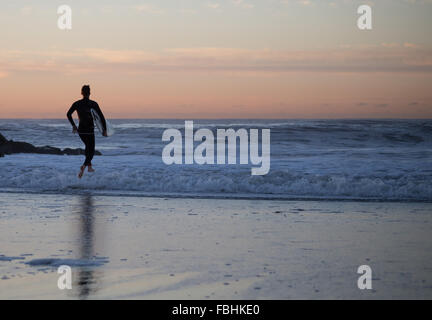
[67,85,107,178]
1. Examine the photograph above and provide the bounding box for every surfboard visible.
[91,108,115,137]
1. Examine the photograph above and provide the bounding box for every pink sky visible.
[0,1,431,118]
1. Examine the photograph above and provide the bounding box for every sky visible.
[0,0,431,118]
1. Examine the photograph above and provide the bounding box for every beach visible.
[1,119,431,299]
[1,0,432,304]
[1,192,431,299]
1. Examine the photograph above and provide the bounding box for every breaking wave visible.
[1,119,431,201]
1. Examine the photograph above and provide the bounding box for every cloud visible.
[356,102,369,106]
[232,0,255,8]
[162,46,432,73]
[280,0,315,6]
[2,46,432,76]
[381,43,401,48]
[281,0,432,6]
[404,43,419,48]
[179,9,198,14]
[297,0,312,6]
[80,49,159,63]
[207,3,220,9]
[134,4,164,15]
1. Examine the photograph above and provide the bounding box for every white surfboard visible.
[91,108,115,137]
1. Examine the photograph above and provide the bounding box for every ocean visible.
[0,119,431,201]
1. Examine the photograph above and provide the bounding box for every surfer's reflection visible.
[75,195,99,299]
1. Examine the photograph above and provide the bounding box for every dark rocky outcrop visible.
[0,132,7,144]
[0,132,102,156]
[0,132,6,157]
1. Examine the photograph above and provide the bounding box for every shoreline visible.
[0,189,430,203]
[1,192,432,299]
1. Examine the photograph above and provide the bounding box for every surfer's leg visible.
[88,134,95,165]
[78,134,89,178]
[79,134,92,166]
[86,134,96,172]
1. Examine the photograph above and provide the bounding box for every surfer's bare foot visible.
[88,165,95,172]
[78,165,86,179]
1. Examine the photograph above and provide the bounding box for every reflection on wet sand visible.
[75,195,101,299]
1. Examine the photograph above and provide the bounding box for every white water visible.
[1,119,431,201]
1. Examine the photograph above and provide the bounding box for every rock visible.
[0,140,39,154]
[0,133,7,144]
[0,132,102,156]
[61,148,84,155]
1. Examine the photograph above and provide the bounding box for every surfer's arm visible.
[66,105,78,130]
[93,103,107,133]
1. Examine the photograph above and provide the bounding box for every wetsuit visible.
[67,98,106,166]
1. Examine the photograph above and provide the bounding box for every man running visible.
[67,85,107,178]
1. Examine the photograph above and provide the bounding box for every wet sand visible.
[0,192,431,299]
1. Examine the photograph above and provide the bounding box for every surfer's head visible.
[81,85,90,98]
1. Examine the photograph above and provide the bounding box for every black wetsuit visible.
[67,98,106,166]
